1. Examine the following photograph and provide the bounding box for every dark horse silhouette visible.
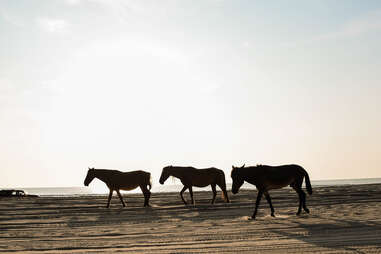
[84,168,151,208]
[159,166,230,205]
[231,164,312,219]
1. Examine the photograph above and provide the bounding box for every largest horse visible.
[159,166,230,205]
[84,168,151,208]
[231,164,312,219]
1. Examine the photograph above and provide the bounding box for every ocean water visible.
[15,178,381,197]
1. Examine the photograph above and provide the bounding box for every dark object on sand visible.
[84,168,152,208]
[231,164,312,219]
[0,189,39,197]
[159,165,230,205]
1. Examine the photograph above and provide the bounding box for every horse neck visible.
[93,170,112,184]
[168,167,185,179]
[241,167,259,183]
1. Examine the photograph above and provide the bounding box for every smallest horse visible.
[84,168,151,208]
[231,164,312,219]
[159,165,230,205]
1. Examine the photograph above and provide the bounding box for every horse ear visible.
[241,164,245,168]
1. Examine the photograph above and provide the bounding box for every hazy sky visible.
[1,0,380,188]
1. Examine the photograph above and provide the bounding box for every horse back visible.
[114,170,151,190]
[187,167,225,187]
[250,164,305,190]
[189,167,224,176]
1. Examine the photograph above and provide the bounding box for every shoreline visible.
[6,178,381,197]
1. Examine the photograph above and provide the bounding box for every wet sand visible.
[1,184,381,253]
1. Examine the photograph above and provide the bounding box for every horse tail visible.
[303,169,312,195]
[147,173,152,190]
[219,170,228,202]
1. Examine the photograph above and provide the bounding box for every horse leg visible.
[211,184,217,204]
[252,190,263,219]
[292,185,303,215]
[300,189,309,213]
[116,189,126,207]
[180,186,188,205]
[293,178,310,215]
[189,186,195,205]
[106,189,113,208]
[140,185,151,207]
[264,191,275,217]
[217,182,230,203]
[223,188,230,203]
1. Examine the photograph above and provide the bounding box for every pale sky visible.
[1,0,380,188]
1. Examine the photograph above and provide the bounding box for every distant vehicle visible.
[0,189,38,197]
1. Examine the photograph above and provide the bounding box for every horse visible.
[231,164,312,219]
[159,166,230,205]
[84,168,152,208]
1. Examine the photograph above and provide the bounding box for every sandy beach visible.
[1,184,381,253]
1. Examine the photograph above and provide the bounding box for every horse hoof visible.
[305,209,310,213]
[271,213,275,217]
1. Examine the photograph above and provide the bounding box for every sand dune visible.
[1,184,381,253]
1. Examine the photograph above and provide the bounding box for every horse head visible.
[84,167,95,186]
[231,164,245,194]
[159,166,172,184]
